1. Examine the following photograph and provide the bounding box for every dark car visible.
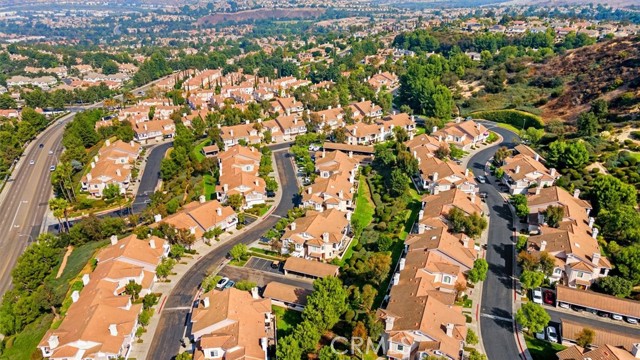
[39,143,44,148]
[597,311,609,318]
[571,305,585,312]
[543,290,555,305]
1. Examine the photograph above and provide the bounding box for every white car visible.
[532,289,543,304]
[611,314,623,321]
[626,317,638,324]
[29,160,35,165]
[546,326,558,343]
[476,175,486,184]
[49,165,56,172]
[215,277,230,289]
[559,302,570,309]
[48,150,54,155]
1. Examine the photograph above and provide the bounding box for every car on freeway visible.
[223,280,235,289]
[476,175,486,184]
[543,290,555,305]
[29,159,35,165]
[546,326,558,343]
[216,277,230,289]
[532,288,543,304]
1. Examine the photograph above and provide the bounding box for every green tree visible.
[389,168,410,197]
[543,205,564,228]
[612,244,640,285]
[229,243,248,261]
[515,302,550,334]
[302,277,348,331]
[594,276,633,298]
[577,111,598,137]
[156,258,175,280]
[575,328,595,348]
[520,127,545,145]
[294,320,322,353]
[226,193,244,211]
[590,175,637,213]
[597,205,640,245]
[175,352,192,360]
[510,194,529,219]
[138,308,153,328]
[124,280,142,301]
[467,259,488,283]
[468,349,487,360]
[265,177,278,193]
[277,335,303,360]
[0,93,17,109]
[101,60,119,75]
[102,183,121,203]
[201,274,222,292]
[466,329,479,345]
[234,280,257,291]
[519,270,544,292]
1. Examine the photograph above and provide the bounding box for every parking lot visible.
[244,256,283,274]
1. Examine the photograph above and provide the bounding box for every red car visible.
[543,290,555,305]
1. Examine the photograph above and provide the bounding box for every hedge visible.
[471,109,544,129]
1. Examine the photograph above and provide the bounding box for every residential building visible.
[415,189,483,234]
[155,198,237,238]
[499,153,559,194]
[270,97,304,115]
[557,344,640,360]
[311,106,345,132]
[432,119,489,151]
[281,209,351,260]
[526,186,592,233]
[219,122,262,149]
[561,319,639,354]
[349,100,383,120]
[216,145,267,209]
[415,156,477,195]
[275,114,307,140]
[81,140,141,197]
[191,288,274,360]
[132,119,176,143]
[282,257,340,279]
[344,113,416,145]
[262,282,312,311]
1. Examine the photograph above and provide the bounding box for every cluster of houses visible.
[38,234,169,359]
[6,63,134,91]
[80,139,141,198]
[496,145,611,289]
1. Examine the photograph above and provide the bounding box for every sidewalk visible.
[128,151,286,360]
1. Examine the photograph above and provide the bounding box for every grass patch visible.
[415,126,426,136]
[525,335,566,360]
[192,139,211,163]
[203,173,216,201]
[352,177,375,231]
[470,109,544,129]
[455,295,473,308]
[1,314,54,360]
[495,122,521,134]
[273,305,302,339]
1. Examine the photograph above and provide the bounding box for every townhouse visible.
[405,133,448,161]
[415,156,477,195]
[432,119,489,151]
[219,122,262,149]
[133,119,176,143]
[274,114,307,141]
[216,145,267,209]
[270,97,304,115]
[499,153,559,194]
[7,75,57,89]
[155,198,238,238]
[557,344,640,360]
[525,186,611,289]
[416,189,484,235]
[81,140,141,197]
[311,106,345,132]
[190,288,274,360]
[368,71,399,92]
[345,113,416,145]
[281,209,352,261]
[349,100,383,120]
[38,234,168,360]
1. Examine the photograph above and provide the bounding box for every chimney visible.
[109,324,118,336]
[515,165,520,174]
[550,168,557,177]
[149,239,156,249]
[346,211,352,221]
[418,224,425,234]
[245,120,250,125]
[290,222,296,231]
[90,161,96,169]
[535,186,541,195]
[338,189,344,199]
[251,286,260,299]
[82,273,90,286]
[322,148,326,158]
[199,195,206,203]
[87,173,92,181]
[255,179,259,186]
[71,290,80,303]
[110,235,118,245]
[471,192,476,203]
[202,296,210,308]
[573,189,580,199]
[393,272,400,285]
[223,183,229,192]
[261,337,268,351]
[445,323,454,337]
[432,126,438,133]
[130,140,135,147]
[462,237,469,248]
[154,214,162,223]
[116,168,121,177]
[399,258,406,271]
[588,217,595,229]
[348,151,353,158]
[631,343,640,358]
[216,207,223,216]
[433,172,439,182]
[438,135,443,142]
[465,168,469,177]
[48,335,59,350]
[322,232,329,243]
[361,97,365,102]
[592,252,601,266]
[307,186,313,194]
[540,240,547,251]
[592,227,599,239]
[144,124,148,130]
[534,153,540,162]
[229,129,234,137]
[418,209,424,220]
[385,316,395,331]
[105,139,111,147]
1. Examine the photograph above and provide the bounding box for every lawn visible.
[203,173,216,201]
[273,305,302,339]
[192,139,211,163]
[495,122,521,134]
[1,314,55,360]
[351,177,375,231]
[525,335,566,360]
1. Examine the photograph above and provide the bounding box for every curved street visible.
[468,123,524,360]
[146,147,299,360]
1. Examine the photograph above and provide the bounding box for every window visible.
[396,344,404,351]
[554,268,562,275]
[443,275,452,284]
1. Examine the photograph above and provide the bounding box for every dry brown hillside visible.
[533,37,640,122]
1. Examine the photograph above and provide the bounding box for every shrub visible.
[471,109,544,129]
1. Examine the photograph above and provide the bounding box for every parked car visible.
[223,280,235,289]
[597,311,609,318]
[216,277,230,289]
[559,302,570,309]
[476,175,487,184]
[571,305,585,312]
[48,150,54,155]
[626,317,638,325]
[535,331,545,340]
[532,289,543,304]
[546,326,558,343]
[611,314,623,321]
[543,290,555,305]
[271,261,280,269]
[479,192,488,200]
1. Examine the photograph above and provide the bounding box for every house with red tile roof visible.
[216,145,267,209]
[281,209,352,260]
[81,140,141,197]
[432,119,489,151]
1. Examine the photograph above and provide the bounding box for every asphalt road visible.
[132,142,173,214]
[469,124,523,360]
[146,148,299,360]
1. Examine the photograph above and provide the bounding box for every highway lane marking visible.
[11,200,28,228]
[481,313,513,322]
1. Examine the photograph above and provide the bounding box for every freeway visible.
[468,123,524,360]
[146,147,299,360]
[0,75,176,296]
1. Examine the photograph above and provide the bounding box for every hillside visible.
[534,37,640,122]
[196,8,325,26]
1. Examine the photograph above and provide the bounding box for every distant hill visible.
[503,0,638,9]
[533,37,640,122]
[196,8,326,26]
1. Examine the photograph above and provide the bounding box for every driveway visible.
[244,256,283,275]
[469,125,524,360]
[146,148,299,360]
